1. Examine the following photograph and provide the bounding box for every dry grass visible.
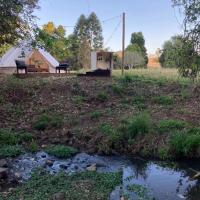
[113,68,190,83]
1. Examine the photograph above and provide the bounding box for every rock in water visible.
[0,159,8,168]
[86,164,97,172]
[0,168,8,179]
[51,192,65,200]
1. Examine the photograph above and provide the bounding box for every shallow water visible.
[9,152,200,200]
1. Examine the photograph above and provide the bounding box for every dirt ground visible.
[0,75,200,158]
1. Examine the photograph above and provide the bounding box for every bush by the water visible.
[169,129,200,157]
[46,145,78,158]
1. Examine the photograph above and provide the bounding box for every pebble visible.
[86,164,97,172]
[0,168,8,179]
[0,159,8,168]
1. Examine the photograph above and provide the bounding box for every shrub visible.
[157,119,188,133]
[99,123,115,136]
[0,145,23,158]
[90,111,102,120]
[169,131,200,157]
[126,113,152,138]
[46,145,78,159]
[154,95,173,105]
[34,114,63,131]
[97,92,108,102]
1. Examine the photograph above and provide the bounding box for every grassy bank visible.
[0,171,121,200]
[0,69,200,160]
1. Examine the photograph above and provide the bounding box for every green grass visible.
[157,119,188,133]
[33,114,63,131]
[169,129,200,157]
[0,145,23,158]
[0,129,33,145]
[96,91,108,102]
[72,95,85,105]
[112,84,123,95]
[123,113,152,139]
[45,145,78,159]
[127,184,154,200]
[90,111,102,120]
[2,170,122,200]
[153,95,174,105]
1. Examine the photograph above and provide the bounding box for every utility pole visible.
[122,12,125,75]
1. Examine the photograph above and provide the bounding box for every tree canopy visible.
[35,22,70,62]
[126,32,148,67]
[159,35,184,68]
[172,0,200,80]
[0,0,39,46]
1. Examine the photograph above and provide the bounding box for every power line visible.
[102,15,121,24]
[104,20,122,47]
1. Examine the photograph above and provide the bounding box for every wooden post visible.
[122,12,125,75]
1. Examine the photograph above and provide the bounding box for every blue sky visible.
[35,0,184,54]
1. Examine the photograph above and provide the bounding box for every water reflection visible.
[124,158,200,200]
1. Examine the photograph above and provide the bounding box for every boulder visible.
[0,168,8,179]
[0,159,8,168]
[86,164,97,172]
[45,160,54,167]
[51,192,65,200]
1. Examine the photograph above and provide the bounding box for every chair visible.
[56,62,69,73]
[15,60,28,74]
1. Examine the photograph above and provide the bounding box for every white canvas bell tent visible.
[0,43,59,74]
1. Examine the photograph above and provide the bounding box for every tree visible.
[124,52,145,68]
[88,12,103,50]
[126,32,148,66]
[35,22,70,61]
[172,0,200,52]
[172,0,200,80]
[159,35,184,68]
[0,0,39,45]
[73,13,104,69]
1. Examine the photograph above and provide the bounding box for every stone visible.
[51,192,65,200]
[0,159,8,168]
[14,172,21,179]
[0,168,8,179]
[86,164,97,172]
[45,160,54,167]
[59,164,68,170]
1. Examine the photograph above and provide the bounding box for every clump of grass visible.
[127,184,154,200]
[72,95,85,105]
[1,170,121,200]
[27,141,38,153]
[0,129,19,145]
[112,84,123,95]
[132,96,147,110]
[90,111,102,120]
[46,145,78,159]
[154,95,173,105]
[34,114,63,131]
[157,119,188,133]
[0,145,23,158]
[18,132,33,142]
[124,113,152,139]
[169,130,200,157]
[99,123,123,147]
[158,147,171,160]
[97,91,108,102]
